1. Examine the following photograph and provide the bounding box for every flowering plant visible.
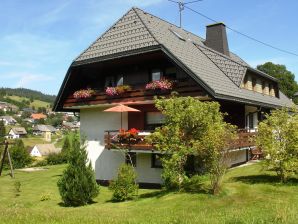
[118,128,140,143]
[105,85,132,96]
[73,88,95,99]
[145,78,173,91]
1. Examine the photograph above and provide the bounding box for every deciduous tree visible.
[149,96,236,194]
[257,108,298,182]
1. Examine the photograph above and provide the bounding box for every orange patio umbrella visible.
[103,104,140,129]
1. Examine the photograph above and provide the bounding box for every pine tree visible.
[0,120,5,141]
[57,135,99,206]
[61,136,71,161]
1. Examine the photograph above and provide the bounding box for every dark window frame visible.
[151,153,163,168]
[125,152,136,167]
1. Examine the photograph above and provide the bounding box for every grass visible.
[0,163,297,224]
[5,95,50,108]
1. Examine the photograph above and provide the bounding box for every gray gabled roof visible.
[10,127,27,135]
[57,7,293,110]
[33,125,57,132]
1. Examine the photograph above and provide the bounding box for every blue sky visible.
[0,0,297,95]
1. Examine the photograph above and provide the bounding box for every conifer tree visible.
[57,135,99,206]
[0,120,5,141]
[61,136,71,161]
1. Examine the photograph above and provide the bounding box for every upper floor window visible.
[105,76,115,87]
[164,67,177,80]
[104,75,123,87]
[116,75,123,86]
[145,112,165,130]
[151,69,162,81]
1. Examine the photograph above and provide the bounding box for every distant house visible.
[30,144,61,157]
[294,92,298,98]
[0,116,17,125]
[22,108,36,114]
[62,121,79,131]
[31,113,47,120]
[23,118,35,124]
[0,102,18,112]
[33,125,57,135]
[8,127,27,139]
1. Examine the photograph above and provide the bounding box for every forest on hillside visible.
[0,88,56,103]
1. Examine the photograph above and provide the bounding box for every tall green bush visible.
[57,135,99,206]
[110,163,138,201]
[257,108,298,182]
[10,139,32,169]
[61,136,71,161]
[148,96,236,194]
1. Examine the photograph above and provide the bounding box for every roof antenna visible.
[168,0,203,28]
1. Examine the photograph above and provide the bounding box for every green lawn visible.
[5,95,50,108]
[0,163,297,224]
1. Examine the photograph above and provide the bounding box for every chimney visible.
[205,22,230,56]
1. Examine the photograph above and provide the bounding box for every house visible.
[0,102,18,112]
[31,113,47,120]
[7,127,27,139]
[30,144,61,157]
[0,116,17,125]
[33,124,57,135]
[53,8,293,187]
[62,121,80,130]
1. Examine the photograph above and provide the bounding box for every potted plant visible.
[118,128,140,144]
[105,85,132,96]
[145,78,173,91]
[73,88,96,99]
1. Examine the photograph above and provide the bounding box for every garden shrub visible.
[10,139,32,169]
[46,153,67,165]
[257,107,298,182]
[57,135,99,206]
[110,163,138,202]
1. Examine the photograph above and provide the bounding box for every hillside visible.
[0,88,56,102]
[0,88,56,109]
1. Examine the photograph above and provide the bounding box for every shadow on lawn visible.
[232,174,298,185]
[58,200,98,207]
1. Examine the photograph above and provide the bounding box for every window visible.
[145,112,165,130]
[151,154,163,168]
[164,67,177,80]
[116,75,123,86]
[151,69,162,81]
[104,76,115,87]
[126,152,136,167]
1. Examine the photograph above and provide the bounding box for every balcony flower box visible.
[105,85,132,96]
[145,78,173,91]
[73,88,96,99]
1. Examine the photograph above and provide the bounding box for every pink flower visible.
[73,88,95,99]
[145,78,173,90]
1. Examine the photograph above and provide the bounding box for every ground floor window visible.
[145,112,165,130]
[151,153,163,168]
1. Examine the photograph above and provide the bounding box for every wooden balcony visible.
[63,81,209,108]
[104,129,257,152]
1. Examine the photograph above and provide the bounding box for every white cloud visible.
[14,73,54,88]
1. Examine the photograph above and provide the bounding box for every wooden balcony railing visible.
[63,81,208,108]
[104,129,257,151]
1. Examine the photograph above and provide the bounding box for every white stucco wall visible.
[80,108,127,181]
[30,146,42,157]
[135,153,163,184]
[228,149,247,166]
